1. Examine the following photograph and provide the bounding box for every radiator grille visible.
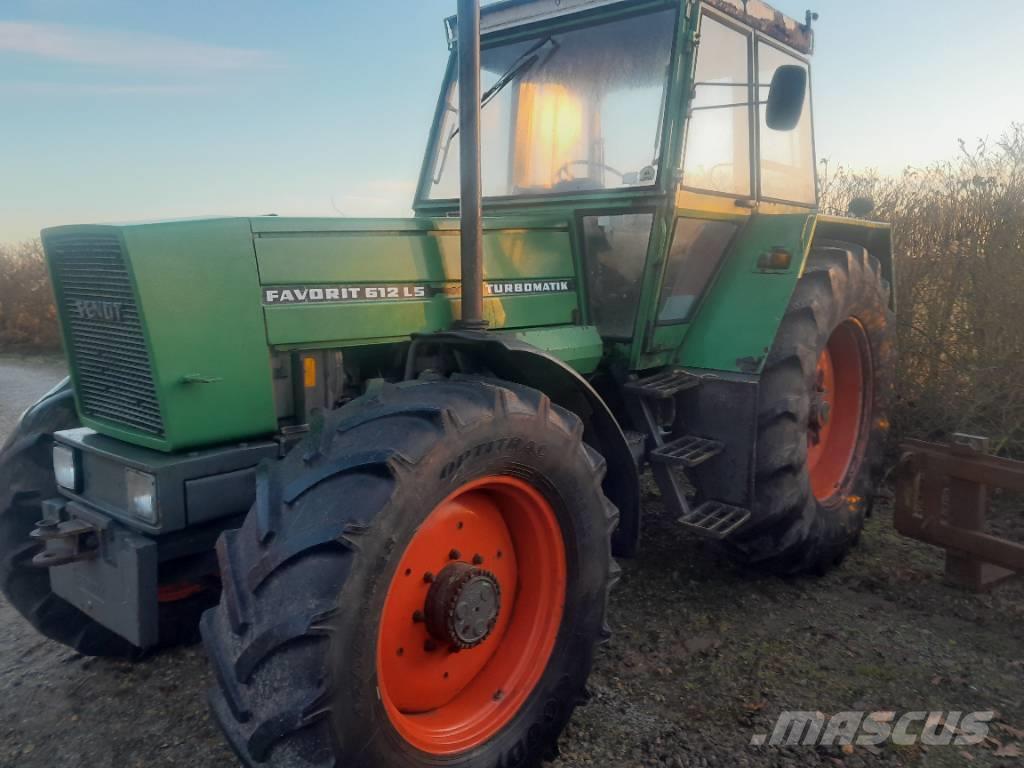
[47,233,164,436]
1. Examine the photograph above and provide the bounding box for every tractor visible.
[0,0,894,765]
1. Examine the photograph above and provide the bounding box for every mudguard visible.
[407,331,642,556]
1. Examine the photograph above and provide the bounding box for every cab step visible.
[650,435,723,468]
[678,501,751,539]
[623,368,700,399]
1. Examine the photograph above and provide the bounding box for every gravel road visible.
[1,356,1022,767]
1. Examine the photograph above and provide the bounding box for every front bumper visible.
[32,429,283,647]
[53,428,279,535]
[36,498,161,647]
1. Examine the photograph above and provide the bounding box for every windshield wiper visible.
[482,37,558,108]
[433,37,559,184]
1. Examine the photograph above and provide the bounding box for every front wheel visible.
[202,377,619,767]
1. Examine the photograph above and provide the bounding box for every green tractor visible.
[0,0,894,765]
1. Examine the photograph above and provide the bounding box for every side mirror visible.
[766,65,807,131]
[848,196,876,218]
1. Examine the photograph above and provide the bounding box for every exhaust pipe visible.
[454,0,487,330]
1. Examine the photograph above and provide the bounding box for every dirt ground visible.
[0,355,1021,768]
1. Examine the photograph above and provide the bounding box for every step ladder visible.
[678,501,751,539]
[623,368,701,399]
[650,435,723,468]
[624,368,749,541]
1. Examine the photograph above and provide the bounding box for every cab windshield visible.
[425,7,677,200]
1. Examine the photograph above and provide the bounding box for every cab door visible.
[641,7,817,372]
[642,10,757,365]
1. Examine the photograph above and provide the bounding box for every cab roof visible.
[446,0,814,54]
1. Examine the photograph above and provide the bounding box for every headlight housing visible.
[53,444,80,492]
[125,468,158,524]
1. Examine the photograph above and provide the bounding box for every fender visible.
[810,215,896,310]
[406,330,642,557]
[5,377,73,453]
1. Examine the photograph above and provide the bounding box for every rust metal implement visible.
[895,433,1024,591]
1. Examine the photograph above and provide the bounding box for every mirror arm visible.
[689,101,768,112]
[692,82,772,88]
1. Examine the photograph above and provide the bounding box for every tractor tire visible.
[727,242,894,574]
[202,377,619,768]
[0,380,214,657]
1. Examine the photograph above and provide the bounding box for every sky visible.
[1,0,1022,243]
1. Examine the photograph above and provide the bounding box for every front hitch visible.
[30,517,101,567]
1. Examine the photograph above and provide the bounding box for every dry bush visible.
[821,123,1024,456]
[0,240,61,353]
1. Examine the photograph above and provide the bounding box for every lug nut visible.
[472,554,484,565]
[412,610,424,623]
[423,572,434,584]
[449,549,461,561]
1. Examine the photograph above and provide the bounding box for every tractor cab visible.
[417,0,818,368]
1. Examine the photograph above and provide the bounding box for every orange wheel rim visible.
[808,319,870,501]
[376,475,566,755]
[157,582,204,603]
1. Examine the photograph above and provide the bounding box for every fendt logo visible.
[71,299,125,323]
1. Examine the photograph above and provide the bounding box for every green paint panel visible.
[265,292,578,346]
[678,213,813,373]
[256,216,579,347]
[504,325,604,373]
[119,219,277,450]
[255,217,572,285]
[44,219,277,452]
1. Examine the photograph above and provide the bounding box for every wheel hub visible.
[377,475,567,755]
[425,562,501,649]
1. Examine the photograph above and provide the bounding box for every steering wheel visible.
[708,163,736,191]
[555,160,625,183]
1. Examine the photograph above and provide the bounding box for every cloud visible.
[0,21,274,71]
[0,80,212,95]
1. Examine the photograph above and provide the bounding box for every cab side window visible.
[681,15,752,197]
[757,42,816,204]
[582,213,654,339]
[657,219,738,324]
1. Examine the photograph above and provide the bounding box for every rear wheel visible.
[202,378,619,767]
[727,243,894,574]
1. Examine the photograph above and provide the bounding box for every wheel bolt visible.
[423,572,434,584]
[449,549,461,561]
[472,554,484,565]
[412,610,424,623]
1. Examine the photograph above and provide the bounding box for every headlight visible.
[125,468,158,524]
[53,445,80,492]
